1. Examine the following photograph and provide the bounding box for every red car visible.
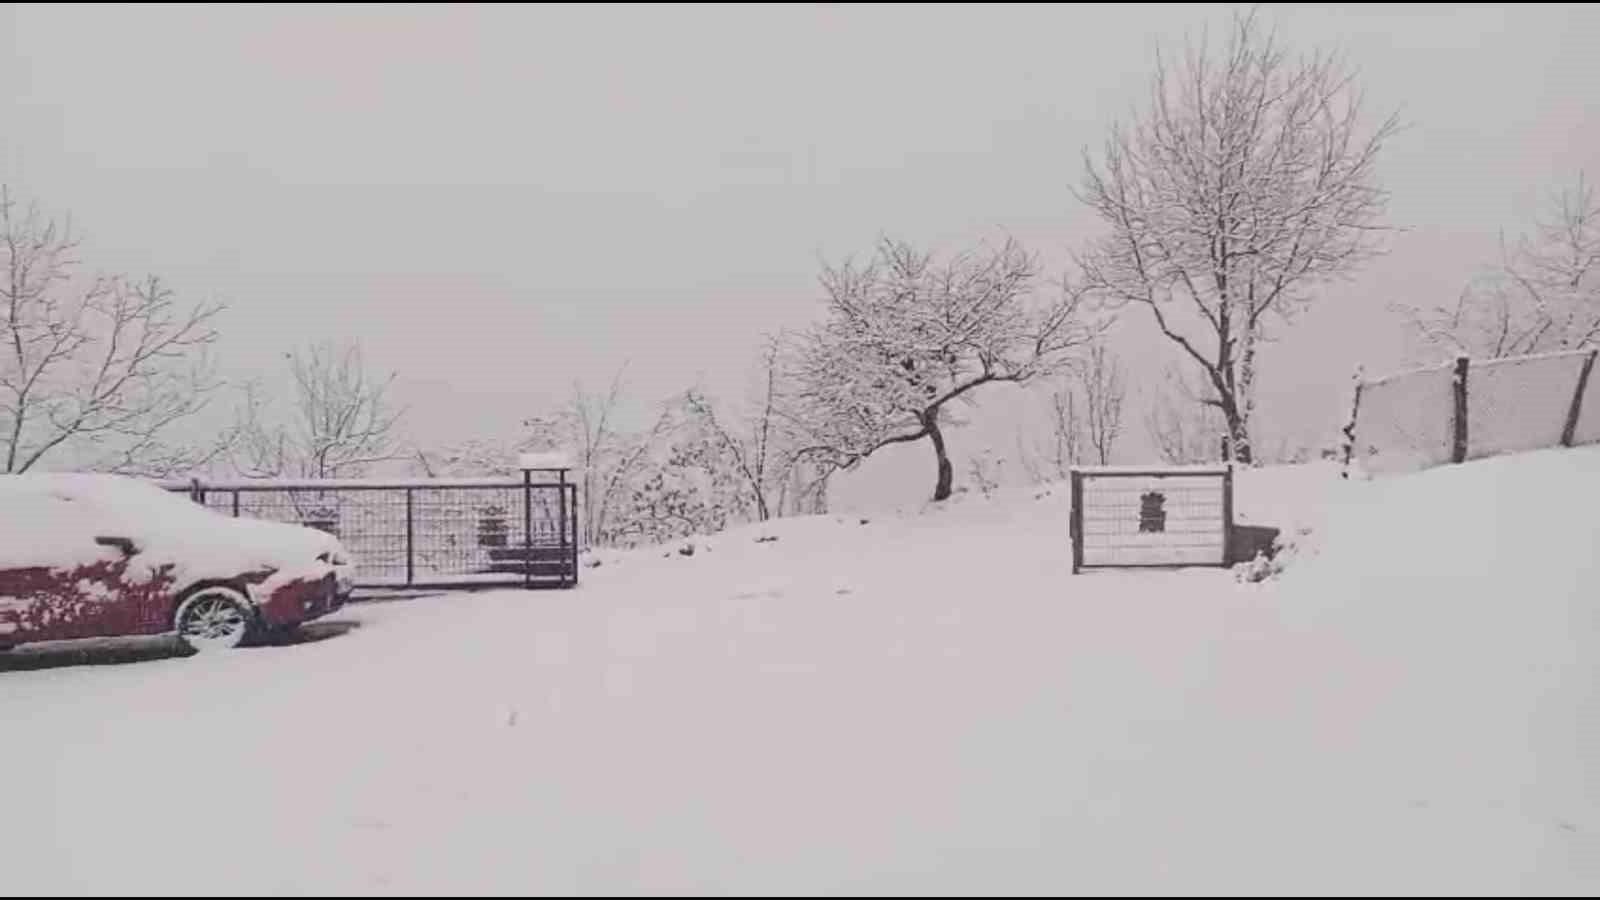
[0,474,354,654]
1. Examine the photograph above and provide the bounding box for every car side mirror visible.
[94,536,140,557]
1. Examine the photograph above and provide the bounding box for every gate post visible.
[523,468,534,590]
[558,469,571,587]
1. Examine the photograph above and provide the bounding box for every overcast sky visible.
[4,3,1598,506]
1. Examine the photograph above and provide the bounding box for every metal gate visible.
[163,471,579,590]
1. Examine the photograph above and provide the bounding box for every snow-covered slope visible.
[2,450,1597,894]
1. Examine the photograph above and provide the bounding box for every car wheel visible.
[174,587,255,653]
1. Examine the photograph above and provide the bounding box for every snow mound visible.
[1298,445,1600,587]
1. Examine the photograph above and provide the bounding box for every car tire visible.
[174,587,255,653]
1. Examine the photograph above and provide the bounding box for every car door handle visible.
[94,536,139,556]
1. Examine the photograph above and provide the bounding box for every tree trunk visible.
[1216,391,1254,466]
[1236,323,1260,465]
[927,414,954,501]
[1225,412,1253,465]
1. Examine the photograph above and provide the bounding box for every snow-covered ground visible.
[4,449,1599,894]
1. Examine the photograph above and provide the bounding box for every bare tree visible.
[555,366,675,547]
[1075,10,1398,464]
[1396,173,1599,361]
[1079,340,1126,465]
[1,186,224,475]
[1016,339,1124,482]
[1145,367,1229,465]
[788,235,1100,501]
[1017,388,1085,484]
[677,335,814,522]
[232,341,406,479]
[965,447,1007,499]
[783,456,832,515]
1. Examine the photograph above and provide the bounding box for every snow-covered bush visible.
[1234,527,1316,584]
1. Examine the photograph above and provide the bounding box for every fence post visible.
[1069,470,1084,575]
[523,469,534,590]
[405,487,415,587]
[1561,348,1598,447]
[1222,465,1235,565]
[1452,356,1470,464]
[1340,366,1365,480]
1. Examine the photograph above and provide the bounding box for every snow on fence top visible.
[1359,358,1458,389]
[1071,464,1232,476]
[156,476,569,492]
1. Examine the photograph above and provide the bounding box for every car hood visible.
[121,512,347,593]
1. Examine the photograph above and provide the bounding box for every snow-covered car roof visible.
[0,473,343,589]
[3,471,214,511]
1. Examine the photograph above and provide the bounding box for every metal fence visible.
[163,472,578,591]
[1343,347,1600,477]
